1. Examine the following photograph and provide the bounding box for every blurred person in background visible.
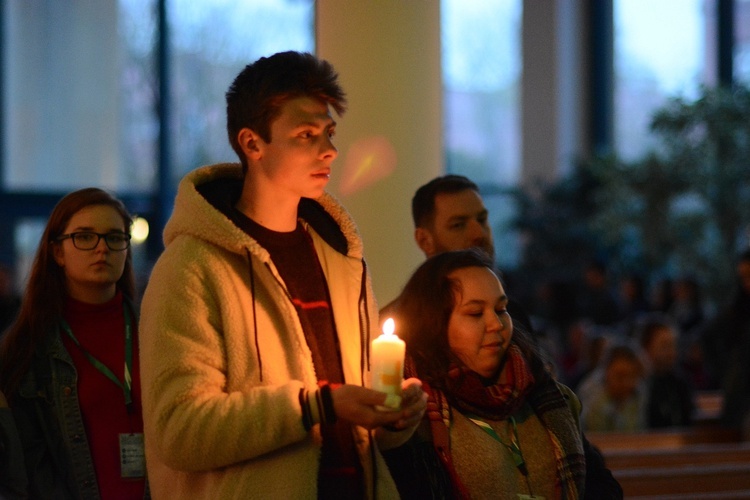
[667,276,707,337]
[649,278,674,314]
[638,314,694,428]
[615,273,650,336]
[576,261,620,328]
[578,342,647,432]
[701,249,750,437]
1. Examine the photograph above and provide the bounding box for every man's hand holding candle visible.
[369,318,426,431]
[384,377,427,431]
[325,319,426,431]
[329,379,426,431]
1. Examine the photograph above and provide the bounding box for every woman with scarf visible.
[382,249,621,499]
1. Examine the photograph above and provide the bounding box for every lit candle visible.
[370,318,405,410]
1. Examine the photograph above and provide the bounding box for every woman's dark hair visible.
[0,188,135,398]
[394,248,549,390]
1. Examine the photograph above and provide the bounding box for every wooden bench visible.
[587,425,741,453]
[586,425,750,498]
[628,490,750,500]
[604,441,750,469]
[615,462,750,497]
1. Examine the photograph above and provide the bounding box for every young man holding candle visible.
[139,51,426,499]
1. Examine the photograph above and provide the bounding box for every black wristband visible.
[320,384,337,425]
[299,389,314,431]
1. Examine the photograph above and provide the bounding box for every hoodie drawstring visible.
[358,259,380,500]
[245,251,370,402]
[246,250,262,382]
[359,259,371,388]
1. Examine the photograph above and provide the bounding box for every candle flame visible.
[383,317,395,336]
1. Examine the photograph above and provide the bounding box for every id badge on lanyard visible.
[62,305,145,478]
[119,433,145,478]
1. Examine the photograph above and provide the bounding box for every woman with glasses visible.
[0,188,147,499]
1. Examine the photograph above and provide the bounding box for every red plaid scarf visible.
[410,344,586,499]
[444,345,535,420]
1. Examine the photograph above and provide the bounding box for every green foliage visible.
[512,85,750,304]
[510,164,614,286]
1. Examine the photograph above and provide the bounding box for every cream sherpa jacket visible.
[139,164,402,499]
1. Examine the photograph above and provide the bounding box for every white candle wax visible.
[370,318,405,410]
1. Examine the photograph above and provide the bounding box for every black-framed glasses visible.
[56,232,131,251]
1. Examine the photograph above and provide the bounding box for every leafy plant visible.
[511,163,612,286]
[511,85,750,306]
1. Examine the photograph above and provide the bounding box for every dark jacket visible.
[0,303,149,499]
[2,330,104,499]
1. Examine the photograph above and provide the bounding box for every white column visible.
[521,0,587,186]
[316,1,443,306]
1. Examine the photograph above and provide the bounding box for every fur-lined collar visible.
[164,163,364,259]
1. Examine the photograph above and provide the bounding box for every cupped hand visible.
[387,377,428,431]
[330,378,427,430]
[331,384,404,429]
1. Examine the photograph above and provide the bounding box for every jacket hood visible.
[163,163,364,259]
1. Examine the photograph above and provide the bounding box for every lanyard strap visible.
[467,415,528,476]
[60,304,133,413]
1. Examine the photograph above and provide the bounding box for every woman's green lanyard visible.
[467,415,537,497]
[60,304,133,414]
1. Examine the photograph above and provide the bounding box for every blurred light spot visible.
[339,135,397,196]
[132,217,150,244]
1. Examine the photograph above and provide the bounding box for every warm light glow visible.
[382,317,395,336]
[371,316,404,410]
[131,217,150,244]
[339,135,397,196]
